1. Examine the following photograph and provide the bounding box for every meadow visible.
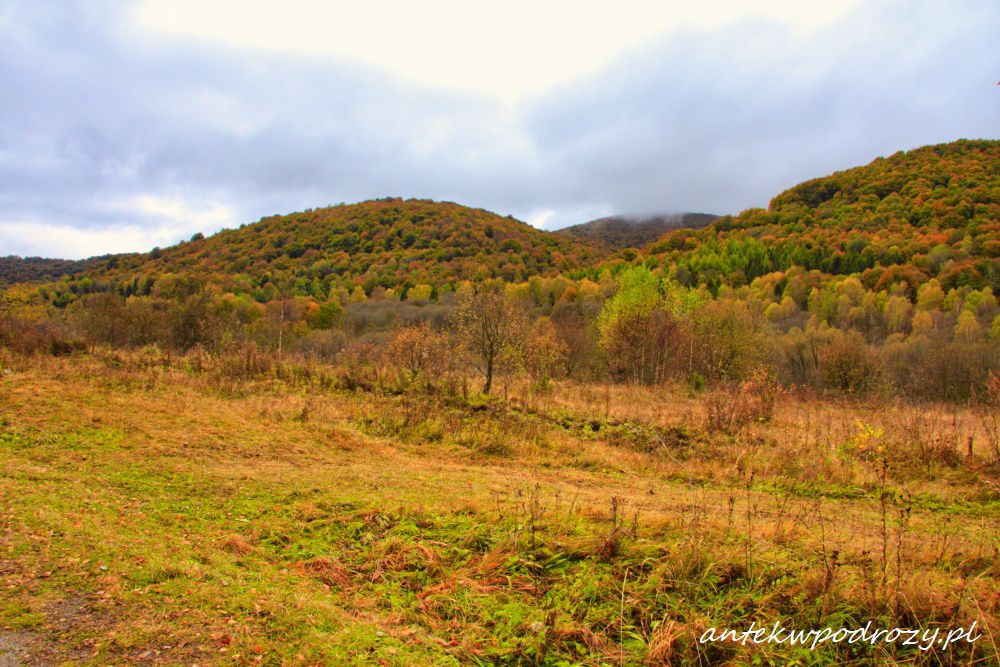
[1,348,997,665]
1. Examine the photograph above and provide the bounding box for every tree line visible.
[3,264,998,402]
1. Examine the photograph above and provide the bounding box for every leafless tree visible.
[454,283,528,394]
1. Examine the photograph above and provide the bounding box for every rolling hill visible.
[0,255,110,288]
[42,198,609,298]
[555,212,717,250]
[648,139,1000,292]
[2,140,997,303]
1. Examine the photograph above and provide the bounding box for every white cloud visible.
[523,208,555,229]
[131,0,861,101]
[516,203,616,231]
[1,221,177,258]
[110,195,235,230]
[0,195,236,259]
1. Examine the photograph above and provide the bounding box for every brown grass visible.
[0,349,997,664]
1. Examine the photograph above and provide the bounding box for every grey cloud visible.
[0,0,997,257]
[522,2,999,224]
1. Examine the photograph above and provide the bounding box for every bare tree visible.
[265,275,297,358]
[454,284,527,394]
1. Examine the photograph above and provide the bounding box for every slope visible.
[556,212,717,250]
[0,256,112,288]
[648,139,1000,292]
[71,198,609,297]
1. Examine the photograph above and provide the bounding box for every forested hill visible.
[0,255,111,288]
[649,139,1000,293]
[3,140,998,303]
[555,212,717,250]
[54,198,608,298]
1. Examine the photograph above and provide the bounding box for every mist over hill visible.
[555,213,718,250]
[649,139,999,292]
[1,140,996,300]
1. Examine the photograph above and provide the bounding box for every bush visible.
[688,372,706,394]
[776,325,828,388]
[217,344,274,380]
[819,330,880,395]
[880,334,1000,401]
[336,341,386,391]
[523,317,569,388]
[598,267,689,385]
[974,372,1000,463]
[385,322,451,386]
[692,298,766,381]
[704,369,782,434]
[0,315,84,356]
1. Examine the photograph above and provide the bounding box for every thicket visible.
[3,260,998,402]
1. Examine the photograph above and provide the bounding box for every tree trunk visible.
[277,300,286,359]
[483,354,494,394]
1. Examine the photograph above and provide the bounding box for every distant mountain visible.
[0,255,114,288]
[555,213,718,250]
[50,198,608,298]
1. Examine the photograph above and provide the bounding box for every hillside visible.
[556,212,717,249]
[4,140,998,304]
[0,255,109,288]
[647,139,1000,292]
[69,198,607,297]
[2,142,999,664]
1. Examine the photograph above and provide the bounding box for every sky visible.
[0,0,997,259]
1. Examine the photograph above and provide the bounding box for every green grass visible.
[0,353,997,664]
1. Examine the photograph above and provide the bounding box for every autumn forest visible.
[1,139,999,665]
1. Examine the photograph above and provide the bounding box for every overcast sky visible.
[1,0,997,259]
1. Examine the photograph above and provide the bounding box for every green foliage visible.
[597,265,662,344]
[41,199,604,304]
[406,283,433,301]
[597,267,679,384]
[651,140,1000,294]
[307,300,343,330]
[691,299,765,381]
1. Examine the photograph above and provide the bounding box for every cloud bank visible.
[0,0,997,258]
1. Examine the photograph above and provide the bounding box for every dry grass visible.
[0,350,997,664]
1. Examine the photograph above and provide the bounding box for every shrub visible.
[0,315,84,356]
[71,292,128,345]
[598,266,687,385]
[974,372,1000,463]
[704,369,782,434]
[385,322,451,385]
[523,317,569,389]
[217,344,274,380]
[336,341,385,391]
[880,335,999,401]
[819,330,880,395]
[692,298,766,381]
[550,300,602,380]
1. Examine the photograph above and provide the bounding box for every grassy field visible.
[0,349,998,665]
